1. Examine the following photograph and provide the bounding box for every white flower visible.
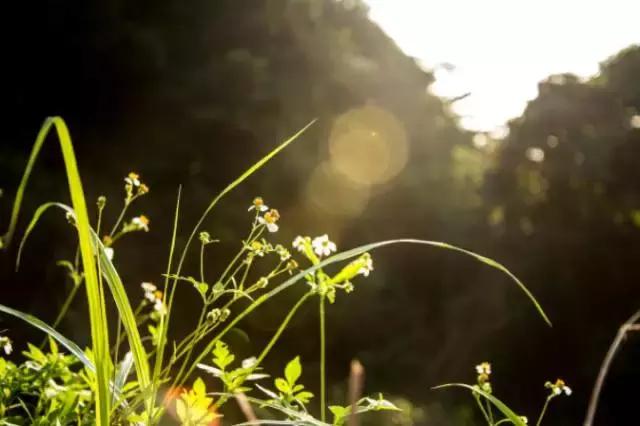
[258,209,280,233]
[358,256,373,277]
[104,247,114,261]
[248,197,269,212]
[312,234,337,257]
[131,215,150,232]
[154,300,167,316]
[142,283,164,308]
[545,379,571,397]
[293,236,307,252]
[520,416,528,424]
[125,172,141,187]
[475,362,492,376]
[141,282,157,293]
[0,337,12,355]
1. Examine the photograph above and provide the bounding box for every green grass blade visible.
[16,201,70,270]
[151,186,181,413]
[433,383,527,426]
[0,303,95,372]
[332,239,551,326]
[2,117,111,425]
[90,230,151,393]
[113,352,134,405]
[183,238,549,382]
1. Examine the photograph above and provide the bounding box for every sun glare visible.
[365,0,640,133]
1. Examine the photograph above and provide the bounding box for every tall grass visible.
[1,117,112,425]
[0,116,551,425]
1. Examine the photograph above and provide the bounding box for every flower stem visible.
[536,396,552,426]
[474,394,492,425]
[319,295,327,423]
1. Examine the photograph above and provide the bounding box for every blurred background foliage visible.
[1,0,640,424]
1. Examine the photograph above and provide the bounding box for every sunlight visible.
[365,0,640,132]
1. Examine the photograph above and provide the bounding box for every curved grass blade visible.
[2,117,111,424]
[0,304,94,372]
[16,202,70,270]
[433,383,527,426]
[183,238,550,382]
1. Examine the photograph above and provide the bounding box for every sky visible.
[365,0,640,133]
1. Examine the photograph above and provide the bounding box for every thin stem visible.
[474,394,492,425]
[536,397,552,426]
[256,292,312,366]
[319,295,327,423]
[486,398,495,424]
[199,243,206,284]
[51,283,81,330]
[150,186,181,425]
[40,282,81,348]
[109,201,130,238]
[584,308,640,426]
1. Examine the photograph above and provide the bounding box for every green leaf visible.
[433,383,527,426]
[275,378,290,394]
[295,391,314,404]
[193,377,206,396]
[196,282,209,297]
[329,405,349,425]
[285,356,302,386]
[212,341,235,370]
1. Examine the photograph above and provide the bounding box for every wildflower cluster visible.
[124,172,149,203]
[545,378,572,397]
[141,282,167,317]
[250,197,281,233]
[293,234,373,302]
[98,171,152,262]
[475,361,492,393]
[461,362,571,426]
